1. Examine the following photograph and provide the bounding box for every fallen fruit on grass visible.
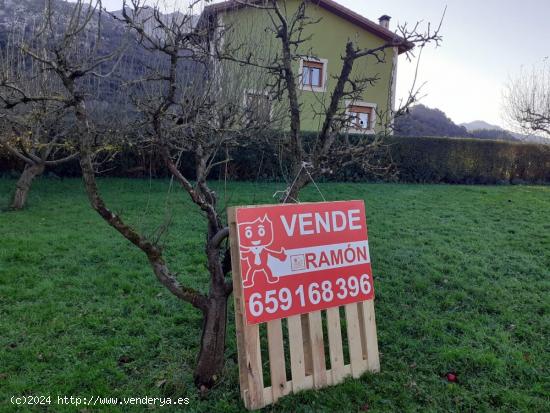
[445,372,457,382]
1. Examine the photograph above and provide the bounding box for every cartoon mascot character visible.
[238,215,287,288]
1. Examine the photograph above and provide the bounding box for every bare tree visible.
[3,0,280,390]
[0,22,78,209]
[2,0,223,388]
[503,60,550,136]
[112,0,284,388]
[213,0,443,200]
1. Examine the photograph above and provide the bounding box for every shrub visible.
[1,135,549,184]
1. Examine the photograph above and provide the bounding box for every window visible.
[302,61,323,87]
[346,102,377,133]
[299,58,328,92]
[245,91,271,124]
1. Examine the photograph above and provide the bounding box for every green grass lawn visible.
[0,178,548,412]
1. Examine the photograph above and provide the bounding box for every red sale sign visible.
[235,200,374,324]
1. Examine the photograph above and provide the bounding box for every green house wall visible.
[218,0,397,133]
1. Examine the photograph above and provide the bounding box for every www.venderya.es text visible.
[10,395,190,407]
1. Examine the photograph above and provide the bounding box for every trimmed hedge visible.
[209,135,550,184]
[387,136,550,184]
[1,135,549,184]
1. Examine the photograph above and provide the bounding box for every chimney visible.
[378,15,391,29]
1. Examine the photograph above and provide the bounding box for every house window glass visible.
[356,112,370,129]
[302,60,324,87]
[348,105,374,130]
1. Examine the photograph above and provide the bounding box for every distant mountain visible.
[0,0,202,100]
[395,105,549,145]
[110,9,200,34]
[394,104,468,138]
[461,120,549,144]
[0,0,126,61]
[516,134,550,144]
[461,120,503,131]
[0,0,127,105]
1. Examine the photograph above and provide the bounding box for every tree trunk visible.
[72,95,218,390]
[194,294,228,390]
[285,172,310,204]
[11,162,45,210]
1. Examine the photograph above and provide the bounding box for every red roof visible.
[202,0,413,54]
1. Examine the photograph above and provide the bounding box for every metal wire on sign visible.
[273,161,326,204]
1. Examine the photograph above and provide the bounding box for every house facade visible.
[200,0,412,134]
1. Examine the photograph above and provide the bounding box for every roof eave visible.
[398,41,415,54]
[201,0,415,54]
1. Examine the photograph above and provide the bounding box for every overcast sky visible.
[97,0,549,128]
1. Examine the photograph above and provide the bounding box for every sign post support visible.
[228,201,380,410]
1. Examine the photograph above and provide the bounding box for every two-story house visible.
[199,0,412,134]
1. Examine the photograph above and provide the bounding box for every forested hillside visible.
[394,104,549,144]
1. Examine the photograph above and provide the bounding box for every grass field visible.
[0,178,548,412]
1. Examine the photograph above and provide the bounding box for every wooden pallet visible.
[228,208,380,410]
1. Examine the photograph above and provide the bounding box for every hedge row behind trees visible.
[385,136,550,184]
[1,135,549,184]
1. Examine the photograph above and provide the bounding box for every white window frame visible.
[299,57,328,93]
[243,89,273,122]
[345,100,377,134]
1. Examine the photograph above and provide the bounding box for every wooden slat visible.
[267,319,287,402]
[326,307,345,384]
[325,364,352,386]
[287,315,307,392]
[307,311,327,388]
[300,314,313,376]
[228,207,265,409]
[345,303,367,378]
[233,292,248,400]
[359,300,380,372]
[357,301,369,360]
[227,208,248,399]
[244,324,264,409]
[263,386,273,406]
[263,375,314,405]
